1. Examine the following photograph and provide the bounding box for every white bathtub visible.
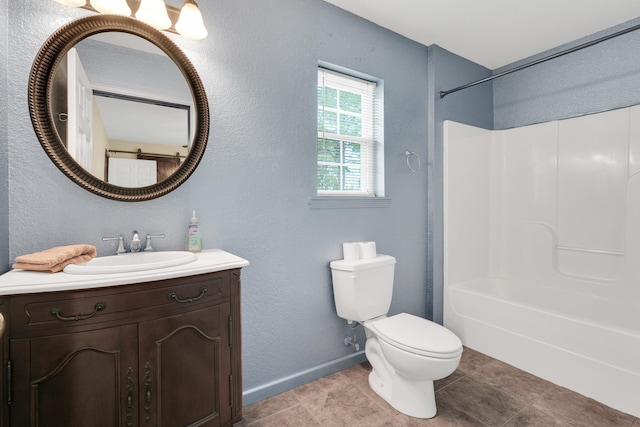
[444,277,640,417]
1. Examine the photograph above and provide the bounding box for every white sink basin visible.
[63,251,198,275]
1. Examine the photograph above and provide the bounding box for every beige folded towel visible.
[13,244,97,273]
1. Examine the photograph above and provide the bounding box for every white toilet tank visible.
[330,255,396,322]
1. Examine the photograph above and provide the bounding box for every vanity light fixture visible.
[90,0,131,15]
[175,0,207,40]
[51,0,208,40]
[135,0,171,30]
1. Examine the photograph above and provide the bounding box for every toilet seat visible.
[366,313,462,359]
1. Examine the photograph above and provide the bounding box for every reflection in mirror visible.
[29,15,210,201]
[50,32,194,187]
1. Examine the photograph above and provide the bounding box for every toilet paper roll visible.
[343,242,361,261]
[359,241,377,259]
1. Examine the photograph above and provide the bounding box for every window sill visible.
[308,196,391,209]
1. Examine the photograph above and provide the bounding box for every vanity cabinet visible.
[2,268,244,427]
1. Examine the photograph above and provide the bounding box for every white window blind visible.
[317,68,377,196]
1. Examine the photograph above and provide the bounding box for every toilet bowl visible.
[363,313,462,418]
[330,249,463,418]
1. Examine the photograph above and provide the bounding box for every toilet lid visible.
[367,313,462,358]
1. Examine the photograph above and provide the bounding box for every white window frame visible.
[317,68,377,196]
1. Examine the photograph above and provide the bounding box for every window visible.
[317,68,377,196]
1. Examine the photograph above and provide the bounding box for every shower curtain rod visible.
[439,22,640,99]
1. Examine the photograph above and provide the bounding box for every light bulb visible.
[136,0,172,30]
[90,0,131,15]
[54,0,86,6]
[175,0,208,40]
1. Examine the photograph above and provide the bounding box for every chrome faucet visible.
[104,231,163,254]
[103,235,126,254]
[144,234,166,251]
[130,230,142,252]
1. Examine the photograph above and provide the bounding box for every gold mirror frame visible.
[28,15,209,202]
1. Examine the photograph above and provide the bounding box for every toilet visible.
[330,251,462,419]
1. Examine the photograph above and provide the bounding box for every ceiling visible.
[322,0,640,70]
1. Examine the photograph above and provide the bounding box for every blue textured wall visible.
[428,45,493,323]
[494,18,640,130]
[5,0,430,401]
[0,0,8,273]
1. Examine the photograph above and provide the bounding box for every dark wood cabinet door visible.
[139,302,231,427]
[10,324,138,427]
[0,298,9,427]
[3,269,244,427]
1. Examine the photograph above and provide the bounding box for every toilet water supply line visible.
[344,320,361,351]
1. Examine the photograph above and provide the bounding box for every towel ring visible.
[405,151,421,173]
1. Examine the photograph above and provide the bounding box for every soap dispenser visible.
[187,211,202,252]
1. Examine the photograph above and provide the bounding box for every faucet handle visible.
[144,234,165,252]
[103,235,126,254]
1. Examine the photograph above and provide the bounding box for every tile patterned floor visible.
[243,347,639,427]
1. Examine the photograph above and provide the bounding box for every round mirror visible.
[29,15,209,202]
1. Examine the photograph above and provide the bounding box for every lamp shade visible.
[54,0,86,6]
[90,0,131,15]
[175,0,208,40]
[136,0,172,30]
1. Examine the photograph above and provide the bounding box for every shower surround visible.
[443,106,640,417]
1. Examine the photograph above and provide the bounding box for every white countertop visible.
[0,249,249,295]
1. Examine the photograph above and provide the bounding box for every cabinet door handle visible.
[50,302,106,321]
[168,286,208,303]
